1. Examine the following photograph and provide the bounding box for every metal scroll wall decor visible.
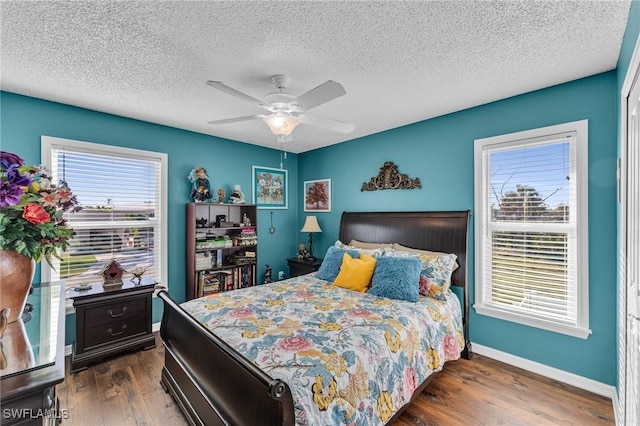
[361,161,421,191]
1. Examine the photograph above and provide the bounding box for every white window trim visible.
[473,120,591,339]
[40,136,168,312]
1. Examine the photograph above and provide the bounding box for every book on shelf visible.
[198,263,257,296]
[199,271,221,295]
[195,252,211,270]
[195,249,226,269]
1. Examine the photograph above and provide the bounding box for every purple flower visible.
[6,165,32,187]
[0,151,25,170]
[0,181,24,207]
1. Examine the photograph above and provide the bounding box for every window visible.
[41,136,167,301]
[474,120,590,338]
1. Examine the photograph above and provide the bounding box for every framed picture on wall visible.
[252,166,288,209]
[303,178,331,212]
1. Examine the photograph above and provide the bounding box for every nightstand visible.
[69,277,157,372]
[287,257,323,278]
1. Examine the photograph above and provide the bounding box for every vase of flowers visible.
[0,151,81,323]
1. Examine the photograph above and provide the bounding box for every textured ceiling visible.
[0,1,631,153]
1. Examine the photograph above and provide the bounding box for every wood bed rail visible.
[158,290,295,426]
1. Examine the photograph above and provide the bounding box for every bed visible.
[159,211,471,425]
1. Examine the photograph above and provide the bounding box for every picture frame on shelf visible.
[252,166,288,209]
[303,178,331,212]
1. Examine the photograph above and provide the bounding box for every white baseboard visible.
[612,392,622,426]
[64,321,162,357]
[471,342,616,400]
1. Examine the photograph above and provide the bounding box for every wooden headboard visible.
[339,211,471,287]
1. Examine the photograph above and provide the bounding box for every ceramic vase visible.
[0,250,36,323]
[0,318,35,374]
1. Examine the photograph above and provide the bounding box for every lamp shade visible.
[300,216,322,233]
[263,114,300,136]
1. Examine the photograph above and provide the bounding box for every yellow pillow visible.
[333,253,376,292]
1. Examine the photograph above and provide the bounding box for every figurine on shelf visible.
[243,213,251,227]
[130,267,146,284]
[99,259,126,287]
[264,264,273,284]
[297,243,309,260]
[188,167,212,203]
[217,188,225,203]
[229,184,246,204]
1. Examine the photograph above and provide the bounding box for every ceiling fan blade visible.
[206,81,266,107]
[292,80,346,111]
[298,114,355,133]
[207,114,265,125]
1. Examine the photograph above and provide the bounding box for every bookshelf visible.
[186,203,258,300]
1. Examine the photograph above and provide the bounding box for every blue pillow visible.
[315,246,359,282]
[369,256,422,302]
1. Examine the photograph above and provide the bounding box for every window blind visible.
[43,139,164,294]
[483,136,576,322]
[474,121,589,337]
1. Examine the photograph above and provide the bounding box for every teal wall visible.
[298,72,619,385]
[0,91,300,344]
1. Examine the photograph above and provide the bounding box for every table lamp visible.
[300,216,322,260]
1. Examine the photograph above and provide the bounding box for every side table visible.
[69,277,157,372]
[286,258,323,278]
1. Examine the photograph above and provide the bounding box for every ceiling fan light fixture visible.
[263,113,300,136]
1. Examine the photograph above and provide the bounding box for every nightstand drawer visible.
[84,315,147,349]
[83,297,147,327]
[287,258,323,278]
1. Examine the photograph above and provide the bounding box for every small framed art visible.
[252,166,288,209]
[303,178,331,212]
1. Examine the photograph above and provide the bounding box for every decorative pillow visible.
[348,239,393,249]
[368,256,421,302]
[333,253,377,292]
[391,243,459,270]
[333,240,386,258]
[415,253,458,299]
[315,246,359,282]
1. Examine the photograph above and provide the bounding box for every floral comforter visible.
[181,273,464,426]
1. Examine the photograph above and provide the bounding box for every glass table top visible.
[0,281,64,378]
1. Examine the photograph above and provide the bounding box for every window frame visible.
[473,120,591,338]
[40,136,168,309]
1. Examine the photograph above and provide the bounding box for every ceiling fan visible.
[206,74,355,140]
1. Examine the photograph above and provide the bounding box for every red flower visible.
[443,335,459,361]
[348,309,373,318]
[403,366,418,394]
[22,203,51,224]
[39,191,57,207]
[229,308,253,318]
[276,336,312,352]
[57,188,73,203]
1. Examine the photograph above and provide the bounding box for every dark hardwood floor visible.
[58,333,614,425]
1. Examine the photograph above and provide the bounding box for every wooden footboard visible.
[158,290,295,426]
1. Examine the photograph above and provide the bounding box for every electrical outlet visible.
[278,270,285,280]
